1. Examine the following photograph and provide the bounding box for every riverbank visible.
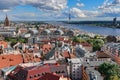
[63,21,120,29]
[47,21,120,36]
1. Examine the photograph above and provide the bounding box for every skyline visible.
[0,0,120,21]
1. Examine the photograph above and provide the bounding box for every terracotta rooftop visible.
[7,63,67,80]
[38,73,60,80]
[0,53,41,69]
[70,54,76,58]
[19,29,28,33]
[0,54,23,69]
[63,51,71,58]
[80,42,92,47]
[22,54,41,63]
[0,41,8,48]
[41,44,52,54]
[96,51,110,58]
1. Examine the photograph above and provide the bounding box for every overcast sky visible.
[0,0,120,21]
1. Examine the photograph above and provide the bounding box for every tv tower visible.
[68,0,71,23]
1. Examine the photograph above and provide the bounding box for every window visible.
[73,74,75,76]
[73,71,75,73]
[34,75,37,77]
[62,71,65,73]
[58,71,61,74]
[29,76,33,79]
[38,74,40,76]
[42,73,45,75]
[55,71,58,73]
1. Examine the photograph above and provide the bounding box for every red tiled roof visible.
[80,42,92,47]
[39,73,60,80]
[22,54,41,63]
[0,54,23,69]
[0,41,8,48]
[7,63,67,80]
[96,51,110,58]
[20,29,28,33]
[7,66,27,80]
[41,44,52,54]
[70,54,76,58]
[57,37,64,41]
[63,51,71,58]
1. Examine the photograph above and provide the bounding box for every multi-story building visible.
[7,63,68,80]
[102,43,120,57]
[102,43,120,64]
[68,58,83,80]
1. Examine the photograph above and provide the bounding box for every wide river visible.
[48,21,120,36]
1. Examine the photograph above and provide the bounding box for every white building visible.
[68,58,83,80]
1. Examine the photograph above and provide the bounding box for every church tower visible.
[4,15,10,26]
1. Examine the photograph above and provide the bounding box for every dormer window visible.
[29,76,33,79]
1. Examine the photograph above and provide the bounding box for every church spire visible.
[4,14,10,26]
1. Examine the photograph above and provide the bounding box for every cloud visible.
[98,7,120,17]
[27,0,67,11]
[97,0,120,18]
[0,0,20,11]
[76,3,84,7]
[84,10,100,17]
[98,0,120,9]
[0,0,67,11]
[112,0,120,4]
[1,9,11,13]
[70,7,86,18]
[13,13,37,20]
[12,11,65,21]
[63,7,99,19]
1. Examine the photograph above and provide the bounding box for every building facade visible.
[69,58,83,80]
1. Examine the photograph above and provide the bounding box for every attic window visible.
[29,76,33,79]
[35,55,38,58]
[2,57,5,59]
[34,75,37,77]
[62,71,65,73]
[9,59,13,61]
[38,74,40,76]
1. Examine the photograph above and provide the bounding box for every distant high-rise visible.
[4,15,10,26]
[113,17,117,26]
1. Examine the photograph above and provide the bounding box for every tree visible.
[93,39,104,51]
[18,38,27,43]
[109,75,119,80]
[72,36,86,43]
[98,62,120,80]
[98,62,111,75]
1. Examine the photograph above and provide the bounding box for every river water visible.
[47,21,120,36]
